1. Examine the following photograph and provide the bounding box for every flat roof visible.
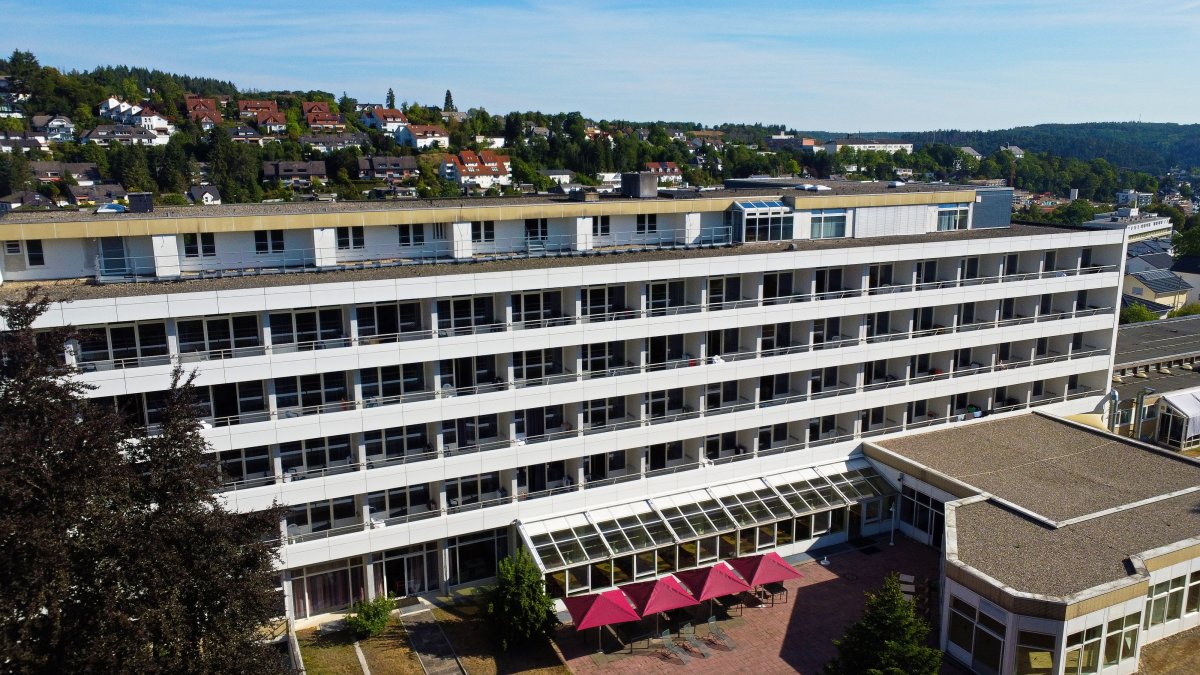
[874,414,1200,522]
[0,180,977,226]
[1113,367,1200,400]
[0,222,1094,303]
[870,414,1200,599]
[953,493,1199,597]
[1116,315,1200,368]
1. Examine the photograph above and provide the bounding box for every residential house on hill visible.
[302,102,331,115]
[398,124,449,149]
[539,169,574,186]
[961,147,983,160]
[361,107,408,133]
[643,161,683,184]
[440,150,512,190]
[30,115,75,142]
[190,109,222,131]
[357,156,419,181]
[256,111,287,135]
[81,125,159,146]
[30,161,100,186]
[1000,144,1025,159]
[824,137,914,154]
[441,110,468,124]
[300,132,368,154]
[0,191,54,210]
[306,112,346,132]
[129,108,175,144]
[187,186,222,205]
[238,100,277,118]
[0,130,48,153]
[68,183,127,205]
[262,160,327,187]
[230,125,264,146]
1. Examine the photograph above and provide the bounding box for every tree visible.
[0,292,285,673]
[386,88,396,109]
[484,549,559,651]
[821,574,942,675]
[346,595,396,638]
[443,89,456,113]
[1168,303,1200,318]
[1120,304,1160,324]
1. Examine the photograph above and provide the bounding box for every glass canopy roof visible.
[517,460,892,572]
[734,200,789,212]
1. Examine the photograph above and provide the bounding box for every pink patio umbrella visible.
[563,588,642,652]
[728,552,803,588]
[675,562,752,617]
[621,575,699,632]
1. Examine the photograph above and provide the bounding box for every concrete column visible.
[347,305,359,341]
[574,216,592,251]
[682,212,701,244]
[363,556,377,601]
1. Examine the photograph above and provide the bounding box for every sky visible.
[4,0,1200,131]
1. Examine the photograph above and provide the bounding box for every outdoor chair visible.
[680,627,712,658]
[707,616,737,649]
[660,629,691,664]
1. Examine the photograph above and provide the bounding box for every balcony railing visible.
[274,386,1107,547]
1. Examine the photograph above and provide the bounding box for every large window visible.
[254,229,285,254]
[336,226,364,250]
[436,295,495,334]
[178,315,260,356]
[1016,630,1056,675]
[448,528,508,586]
[360,364,426,403]
[636,213,657,234]
[26,239,44,266]
[269,308,343,348]
[218,446,271,487]
[357,301,422,338]
[397,224,425,246]
[280,435,354,477]
[810,209,847,239]
[937,203,970,231]
[1145,574,1188,628]
[471,220,494,243]
[182,232,216,258]
[947,596,1005,675]
[524,218,548,241]
[364,424,430,465]
[77,322,169,366]
[1103,611,1140,667]
[592,215,610,237]
[744,212,792,242]
[274,373,348,414]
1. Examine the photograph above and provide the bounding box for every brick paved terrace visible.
[554,536,947,675]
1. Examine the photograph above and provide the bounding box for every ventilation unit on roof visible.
[887,181,906,188]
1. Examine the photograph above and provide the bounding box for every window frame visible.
[254,229,285,254]
[25,239,45,266]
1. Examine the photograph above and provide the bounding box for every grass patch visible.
[358,617,424,675]
[296,626,361,675]
[431,602,568,675]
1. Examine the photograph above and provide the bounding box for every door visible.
[99,237,127,275]
[848,503,863,539]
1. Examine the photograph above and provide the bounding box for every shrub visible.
[346,595,396,639]
[156,193,189,206]
[485,549,560,651]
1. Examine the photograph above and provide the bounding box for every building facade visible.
[0,180,1124,632]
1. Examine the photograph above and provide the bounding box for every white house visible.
[440,150,512,190]
[360,107,409,133]
[398,124,450,149]
[187,185,222,205]
[30,115,75,143]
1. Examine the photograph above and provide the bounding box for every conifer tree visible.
[443,89,456,113]
[822,574,942,675]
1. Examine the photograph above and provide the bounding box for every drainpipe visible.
[1107,390,1119,432]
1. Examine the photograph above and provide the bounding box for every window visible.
[636,213,657,234]
[937,203,970,231]
[279,436,354,477]
[436,295,495,334]
[273,373,348,414]
[593,215,610,236]
[1103,612,1140,667]
[3,241,20,255]
[76,322,169,366]
[364,425,430,464]
[254,230,285,254]
[269,309,343,348]
[1145,574,1188,628]
[183,233,216,258]
[1017,630,1056,675]
[336,226,364,250]
[471,221,494,243]
[218,446,271,487]
[810,209,847,239]
[524,218,548,241]
[397,224,425,246]
[25,240,44,266]
[360,364,426,402]
[1187,571,1200,615]
[357,301,422,338]
[177,315,260,356]
[431,223,448,240]
[947,596,1005,675]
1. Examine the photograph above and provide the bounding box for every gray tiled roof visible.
[1132,269,1193,294]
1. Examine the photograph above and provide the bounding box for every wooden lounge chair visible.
[660,629,691,664]
[707,616,737,649]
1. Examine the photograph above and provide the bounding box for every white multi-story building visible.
[0,179,1124,628]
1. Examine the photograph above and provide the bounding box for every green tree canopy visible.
[821,574,942,675]
[0,292,284,673]
[1120,304,1160,324]
[485,549,560,651]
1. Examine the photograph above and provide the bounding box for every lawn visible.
[431,601,569,675]
[295,626,361,675]
[358,618,424,675]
